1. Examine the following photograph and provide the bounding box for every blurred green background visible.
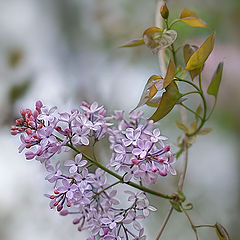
[0,0,239,239]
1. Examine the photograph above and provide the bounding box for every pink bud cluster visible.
[11,101,177,240]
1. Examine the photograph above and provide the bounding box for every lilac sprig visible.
[11,101,176,240]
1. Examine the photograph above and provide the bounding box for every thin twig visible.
[182,207,199,240]
[155,205,174,240]
[155,0,167,76]
[178,136,189,191]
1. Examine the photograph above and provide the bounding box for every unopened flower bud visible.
[164,145,170,152]
[25,151,35,160]
[159,168,167,176]
[35,100,43,109]
[54,190,59,194]
[60,209,68,216]
[132,158,140,165]
[160,3,169,19]
[73,218,80,225]
[57,204,63,212]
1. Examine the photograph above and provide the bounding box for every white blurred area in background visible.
[0,0,239,239]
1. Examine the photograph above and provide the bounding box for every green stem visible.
[195,224,216,229]
[171,44,177,66]
[198,67,203,92]
[182,206,199,240]
[155,205,174,240]
[94,180,121,197]
[181,91,200,97]
[180,103,203,121]
[174,77,200,91]
[206,99,216,121]
[168,19,181,29]
[66,143,173,200]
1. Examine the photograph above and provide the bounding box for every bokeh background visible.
[0,0,239,239]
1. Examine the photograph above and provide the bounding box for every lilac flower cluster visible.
[11,101,176,239]
[108,111,176,185]
[11,101,109,163]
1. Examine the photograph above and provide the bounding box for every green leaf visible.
[186,32,215,71]
[177,190,186,202]
[143,27,177,54]
[183,44,202,80]
[188,121,197,135]
[146,97,161,107]
[197,128,212,135]
[207,62,223,98]
[163,59,176,88]
[180,9,208,28]
[176,121,188,132]
[215,223,230,240]
[131,75,163,112]
[120,39,145,48]
[149,82,182,122]
[195,104,203,124]
[184,203,193,210]
[170,200,182,212]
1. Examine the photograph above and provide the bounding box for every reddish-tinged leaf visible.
[143,27,177,54]
[183,44,203,80]
[180,9,208,28]
[131,75,163,112]
[186,32,215,71]
[149,82,182,122]
[163,59,176,88]
[120,39,145,48]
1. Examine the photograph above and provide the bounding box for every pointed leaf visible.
[176,121,188,132]
[149,82,182,122]
[184,203,193,210]
[146,97,161,107]
[183,44,202,80]
[177,190,186,202]
[120,39,145,48]
[188,121,197,135]
[195,104,203,124]
[131,75,163,112]
[170,200,182,212]
[207,62,223,98]
[143,27,177,54]
[163,59,176,88]
[197,128,212,135]
[180,9,208,28]
[186,32,215,71]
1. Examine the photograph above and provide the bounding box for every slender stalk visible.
[174,77,200,91]
[168,19,181,29]
[94,180,121,197]
[155,205,174,240]
[66,143,173,200]
[195,224,216,229]
[181,91,200,97]
[171,44,177,65]
[206,99,216,121]
[182,207,199,240]
[178,137,189,191]
[180,103,203,121]
[156,0,167,76]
